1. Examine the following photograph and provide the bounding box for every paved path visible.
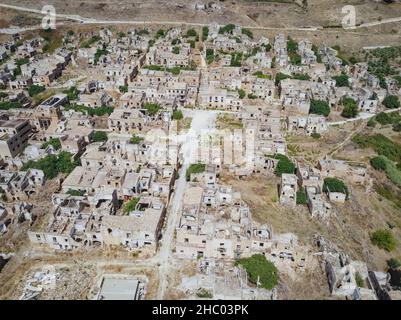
[328,107,401,126]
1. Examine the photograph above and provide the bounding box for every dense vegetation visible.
[202,26,209,41]
[41,138,61,150]
[370,156,401,188]
[310,99,330,117]
[241,28,253,39]
[323,177,349,199]
[218,24,236,35]
[352,134,401,163]
[172,110,183,120]
[273,154,295,176]
[28,85,45,97]
[296,188,307,205]
[371,229,397,252]
[144,103,161,116]
[130,134,143,144]
[235,254,279,290]
[341,97,358,118]
[21,152,80,179]
[66,189,85,197]
[64,104,114,117]
[382,95,400,109]
[63,86,79,101]
[332,74,349,87]
[143,65,196,74]
[186,163,206,181]
[123,197,140,214]
[91,131,108,142]
[287,37,301,66]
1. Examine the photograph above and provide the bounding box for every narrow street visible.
[156,109,218,299]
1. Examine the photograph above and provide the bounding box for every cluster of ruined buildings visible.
[0,23,400,299]
[279,157,370,218]
[315,235,401,300]
[176,164,311,276]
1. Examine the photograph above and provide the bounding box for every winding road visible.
[1,2,401,34]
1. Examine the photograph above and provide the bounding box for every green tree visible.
[63,86,79,100]
[333,74,350,87]
[235,254,279,290]
[383,95,400,109]
[186,28,197,37]
[119,85,128,93]
[341,97,358,118]
[28,85,45,97]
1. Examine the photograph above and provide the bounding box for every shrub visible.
[219,24,236,35]
[172,46,180,54]
[202,26,209,41]
[119,85,128,93]
[237,89,246,99]
[196,288,213,298]
[371,229,396,251]
[383,95,400,109]
[186,28,197,37]
[144,103,161,116]
[375,112,393,125]
[130,135,143,144]
[323,177,349,199]
[311,132,321,139]
[296,188,307,205]
[273,154,295,176]
[123,197,140,214]
[235,254,279,290]
[21,151,79,179]
[292,74,310,81]
[172,110,183,120]
[91,131,108,142]
[63,86,79,100]
[66,189,85,197]
[352,134,401,163]
[275,72,292,86]
[186,163,206,181]
[0,101,22,110]
[206,48,214,64]
[341,97,358,118]
[241,28,253,39]
[28,85,45,97]
[387,258,401,270]
[355,272,364,288]
[310,99,330,117]
[367,118,376,127]
[370,156,387,171]
[41,138,61,150]
[155,29,165,39]
[333,74,350,87]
